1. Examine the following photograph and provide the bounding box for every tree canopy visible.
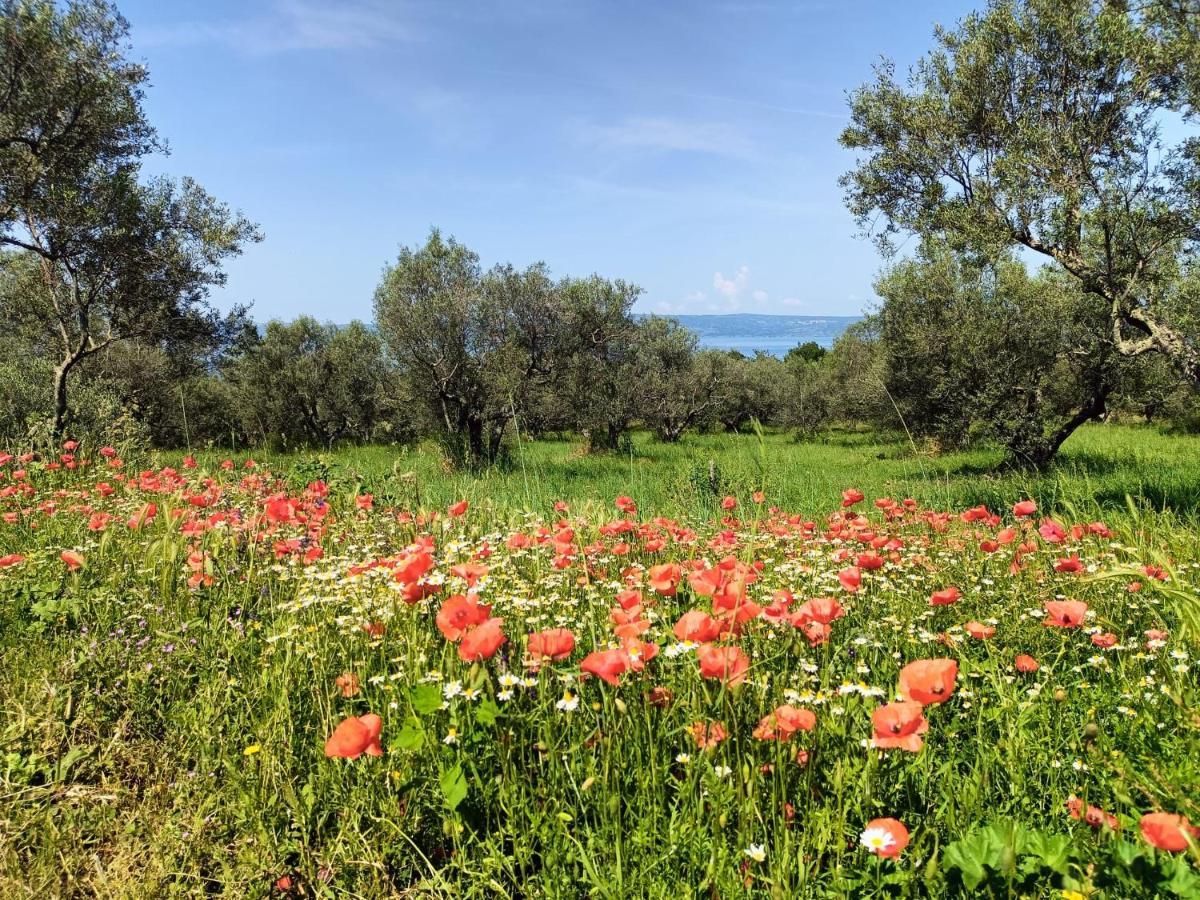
[841,0,1200,386]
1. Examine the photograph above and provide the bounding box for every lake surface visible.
[662,314,861,357]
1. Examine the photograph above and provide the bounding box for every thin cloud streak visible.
[572,116,759,160]
[134,1,421,54]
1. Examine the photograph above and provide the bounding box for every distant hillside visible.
[309,313,861,358]
[648,313,861,356]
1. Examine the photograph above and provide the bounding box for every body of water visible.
[663,314,862,357]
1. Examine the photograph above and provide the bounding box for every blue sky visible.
[120,0,975,321]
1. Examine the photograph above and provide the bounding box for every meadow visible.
[1,424,1199,898]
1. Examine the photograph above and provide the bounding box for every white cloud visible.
[713,265,750,299]
[135,1,419,54]
[752,289,768,302]
[574,117,757,160]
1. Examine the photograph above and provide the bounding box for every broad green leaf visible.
[474,698,501,727]
[440,763,467,811]
[394,717,425,752]
[410,683,442,716]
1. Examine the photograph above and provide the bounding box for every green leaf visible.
[474,698,501,727]
[1025,831,1072,876]
[1163,856,1200,898]
[440,763,467,811]
[943,840,987,891]
[55,745,91,782]
[410,683,442,716]
[393,717,425,752]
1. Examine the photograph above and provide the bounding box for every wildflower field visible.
[2,429,1200,897]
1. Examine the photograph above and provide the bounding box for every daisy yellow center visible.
[860,828,896,852]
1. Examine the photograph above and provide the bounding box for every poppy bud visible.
[718,813,728,828]
[580,777,595,792]
[1053,688,1067,702]
[614,697,627,715]
[1083,722,1099,741]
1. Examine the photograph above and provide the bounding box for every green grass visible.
[187,423,1200,521]
[1,425,1198,897]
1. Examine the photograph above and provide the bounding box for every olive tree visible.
[373,230,562,465]
[226,318,402,449]
[875,242,1120,464]
[634,317,729,442]
[841,0,1200,390]
[0,1,259,436]
[552,275,643,451]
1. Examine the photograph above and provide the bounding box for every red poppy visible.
[1014,654,1039,673]
[690,720,728,749]
[797,619,831,646]
[1066,796,1118,830]
[458,618,507,662]
[0,554,24,568]
[645,686,674,708]
[1013,499,1037,517]
[581,648,631,686]
[1043,600,1087,628]
[721,495,737,510]
[648,563,682,596]
[450,562,489,588]
[930,586,961,606]
[842,488,865,507]
[1054,555,1084,574]
[898,658,957,705]
[794,597,845,625]
[861,818,909,858]
[615,588,643,611]
[528,628,576,662]
[870,701,928,752]
[1140,812,1198,852]
[334,672,361,698]
[362,621,387,639]
[696,643,750,686]
[673,610,724,643]
[60,550,85,571]
[324,713,383,759]
[837,566,862,593]
[965,621,995,640]
[1091,632,1118,648]
[263,495,298,525]
[856,551,884,570]
[1145,629,1169,649]
[436,594,492,642]
[1039,519,1067,543]
[447,500,469,517]
[752,705,816,741]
